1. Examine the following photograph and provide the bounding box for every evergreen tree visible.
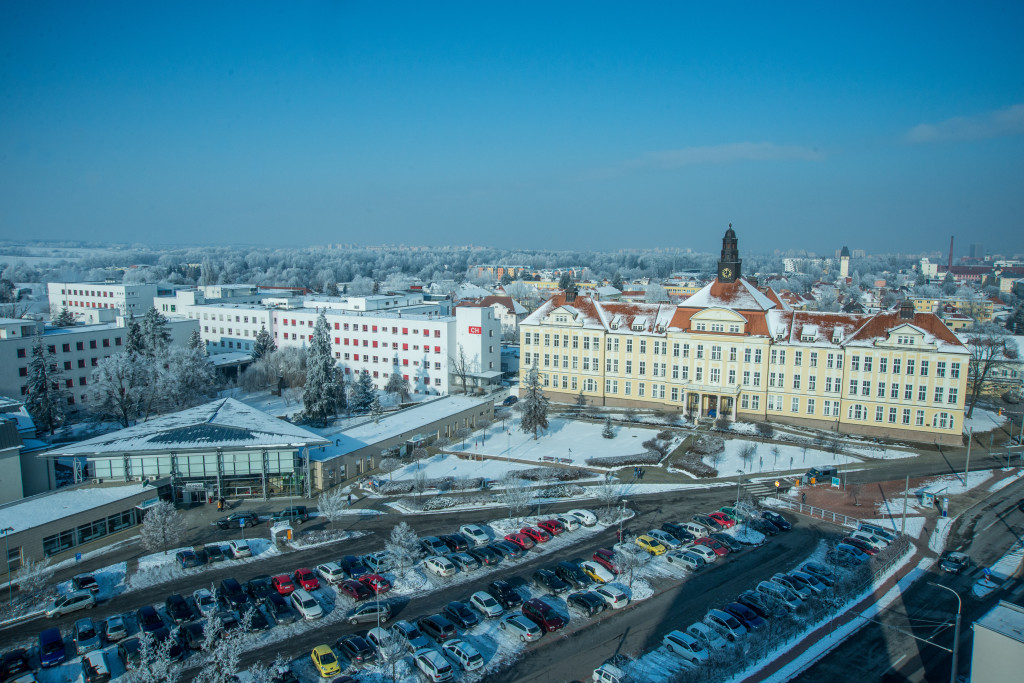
[602,417,615,439]
[519,366,550,440]
[187,329,205,354]
[302,312,338,426]
[125,315,144,356]
[385,372,411,402]
[324,281,339,297]
[370,394,383,423]
[251,325,276,361]
[140,308,171,357]
[611,272,624,291]
[558,272,572,290]
[25,334,67,435]
[348,371,376,413]
[53,307,76,327]
[500,272,512,286]
[334,370,348,414]
[574,390,587,418]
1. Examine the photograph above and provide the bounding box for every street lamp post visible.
[618,499,628,542]
[1,527,13,604]
[934,583,962,683]
[735,470,744,506]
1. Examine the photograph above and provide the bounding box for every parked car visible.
[272,574,297,595]
[391,620,431,653]
[940,551,971,574]
[537,519,565,536]
[362,551,393,574]
[103,615,127,642]
[204,544,227,562]
[116,638,142,668]
[413,647,455,682]
[718,506,744,521]
[592,548,621,574]
[442,638,484,671]
[449,552,480,573]
[216,511,260,529]
[444,601,480,629]
[801,562,835,586]
[556,515,581,531]
[724,602,767,631]
[504,532,535,550]
[218,578,249,609]
[339,555,370,578]
[136,605,164,633]
[424,556,457,578]
[748,518,780,536]
[522,598,566,632]
[265,592,299,625]
[240,603,271,631]
[336,634,376,666]
[554,560,593,589]
[647,529,682,549]
[459,524,490,546]
[272,506,310,524]
[665,549,705,571]
[501,395,518,406]
[567,509,598,526]
[533,568,570,595]
[417,614,458,643]
[310,644,341,678]
[694,537,729,557]
[73,617,102,655]
[441,534,471,553]
[151,626,184,660]
[290,589,323,620]
[225,539,251,559]
[467,546,502,566]
[339,579,374,601]
[420,536,450,556]
[45,590,95,618]
[180,622,207,651]
[707,512,736,529]
[165,594,194,624]
[685,544,718,563]
[469,591,504,618]
[771,573,812,600]
[841,537,879,555]
[662,629,709,665]
[685,622,728,651]
[488,580,523,609]
[345,600,391,625]
[594,585,629,609]
[0,648,33,682]
[191,588,216,618]
[704,608,747,641]
[244,575,275,602]
[580,560,615,583]
[81,649,111,683]
[850,530,888,550]
[359,573,392,594]
[293,568,320,591]
[737,590,788,619]
[488,540,523,560]
[788,571,826,595]
[708,532,744,552]
[519,526,551,543]
[661,522,696,543]
[858,523,898,543]
[72,573,101,594]
[567,590,607,617]
[498,614,542,642]
[692,514,724,531]
[756,580,801,610]
[635,534,668,555]
[593,663,628,683]
[38,627,67,668]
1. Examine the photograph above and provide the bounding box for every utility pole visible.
[934,583,962,683]
[901,474,909,536]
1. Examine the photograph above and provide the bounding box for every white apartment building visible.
[47,282,158,324]
[0,316,198,413]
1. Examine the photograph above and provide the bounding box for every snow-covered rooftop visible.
[307,395,491,461]
[523,295,676,335]
[0,482,158,535]
[682,278,777,311]
[45,398,329,457]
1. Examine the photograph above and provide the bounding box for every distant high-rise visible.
[969,243,985,259]
[839,246,851,279]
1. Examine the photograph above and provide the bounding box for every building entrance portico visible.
[682,387,739,420]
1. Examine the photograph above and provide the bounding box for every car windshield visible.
[320,652,336,665]
[78,626,96,639]
[301,598,317,609]
[481,596,497,606]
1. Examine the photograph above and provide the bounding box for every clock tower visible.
[718,224,742,283]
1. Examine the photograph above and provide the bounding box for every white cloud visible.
[906,103,1024,143]
[622,141,823,170]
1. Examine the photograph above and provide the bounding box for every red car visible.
[271,574,296,595]
[694,537,729,557]
[537,519,565,536]
[592,548,621,574]
[708,512,736,529]
[293,568,320,591]
[519,526,551,543]
[842,537,879,555]
[358,574,391,595]
[504,532,536,550]
[521,598,566,632]
[339,579,374,601]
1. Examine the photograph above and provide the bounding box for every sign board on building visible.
[184,482,205,490]
[831,477,841,488]
[468,326,482,334]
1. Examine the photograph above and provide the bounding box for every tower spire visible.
[717,225,741,283]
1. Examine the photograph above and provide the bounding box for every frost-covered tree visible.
[192,609,248,683]
[251,325,276,361]
[496,473,533,521]
[89,352,153,427]
[370,394,383,423]
[644,284,669,302]
[384,521,422,575]
[187,329,205,354]
[519,367,549,440]
[140,308,172,357]
[160,347,216,410]
[52,306,76,327]
[303,312,339,427]
[385,372,411,402]
[602,417,615,439]
[25,334,67,435]
[574,390,588,418]
[558,272,572,290]
[348,371,376,413]
[966,323,1019,418]
[611,271,624,291]
[317,487,348,528]
[140,500,186,555]
[120,630,183,683]
[125,315,144,356]
[15,556,54,593]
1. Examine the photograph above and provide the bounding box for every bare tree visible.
[848,483,863,506]
[317,487,348,528]
[140,500,187,555]
[455,426,472,449]
[740,443,757,471]
[495,473,533,521]
[594,475,632,514]
[450,344,471,394]
[965,323,1019,418]
[14,557,54,594]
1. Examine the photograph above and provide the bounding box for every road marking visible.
[883,653,907,674]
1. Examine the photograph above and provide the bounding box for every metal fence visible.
[773,498,861,529]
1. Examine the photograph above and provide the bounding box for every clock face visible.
[720,267,732,279]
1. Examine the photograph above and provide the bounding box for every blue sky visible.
[2,1,1022,255]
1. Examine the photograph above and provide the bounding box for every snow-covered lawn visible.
[388,452,539,482]
[469,417,676,466]
[705,438,856,475]
[964,406,1008,433]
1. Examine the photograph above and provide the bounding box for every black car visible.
[554,561,593,590]
[417,614,457,643]
[164,594,193,624]
[180,622,207,651]
[567,591,607,617]
[264,592,299,625]
[216,611,240,632]
[136,605,164,633]
[762,511,792,531]
[72,573,101,594]
[467,546,502,566]
[272,506,310,524]
[501,395,518,406]
[488,540,522,560]
[117,638,142,668]
[240,603,271,631]
[532,569,570,595]
[709,533,743,552]
[205,545,226,562]
[724,602,767,630]
[215,511,260,530]
[487,580,523,609]
[150,626,185,660]
[441,534,470,553]
[339,555,369,578]
[336,634,377,666]
[661,523,695,543]
[218,578,249,609]
[443,601,480,629]
[737,590,787,619]
[748,518,780,536]
[0,648,32,682]
[244,575,275,602]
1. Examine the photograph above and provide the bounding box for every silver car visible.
[73,618,102,655]
[498,614,542,642]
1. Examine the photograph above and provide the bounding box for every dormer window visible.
[694,322,706,331]
[555,315,567,323]
[832,330,843,344]
[729,324,740,333]
[632,322,644,331]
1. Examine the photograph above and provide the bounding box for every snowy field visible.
[388,452,539,482]
[704,439,855,475]
[964,406,1008,433]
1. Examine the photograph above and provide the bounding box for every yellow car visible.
[311,644,341,678]
[635,534,667,556]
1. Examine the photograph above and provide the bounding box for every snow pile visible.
[973,578,999,598]
[928,517,954,554]
[988,542,1024,581]
[725,525,766,545]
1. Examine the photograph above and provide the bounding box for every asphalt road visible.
[795,473,1024,683]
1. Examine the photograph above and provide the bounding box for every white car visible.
[665,550,704,571]
[45,590,95,618]
[424,556,456,578]
[498,614,542,642]
[579,560,615,584]
[289,588,323,620]
[469,591,504,618]
[414,647,455,682]
[704,608,747,641]
[686,622,728,651]
[459,524,490,546]
[663,629,709,664]
[594,585,629,609]
[192,588,217,618]
[567,509,598,527]
[442,638,485,671]
[593,663,628,683]
[648,529,682,548]
[316,562,346,585]
[363,551,393,573]
[556,515,581,531]
[226,539,251,558]
[850,530,888,550]
[685,544,718,563]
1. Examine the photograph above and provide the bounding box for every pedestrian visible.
[347,493,353,506]
[801,492,807,505]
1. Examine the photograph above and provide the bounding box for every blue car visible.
[39,627,66,668]
[175,549,203,568]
